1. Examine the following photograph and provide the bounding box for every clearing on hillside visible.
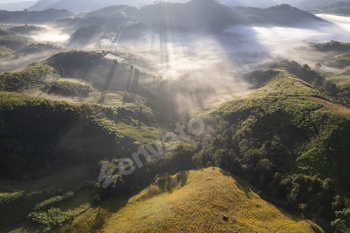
[59,168,323,233]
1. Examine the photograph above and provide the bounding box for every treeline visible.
[0,92,137,180]
[0,9,74,23]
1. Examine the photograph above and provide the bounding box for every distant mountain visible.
[219,0,277,8]
[29,0,134,13]
[0,1,36,11]
[0,9,74,23]
[81,5,130,18]
[297,0,344,10]
[28,0,277,13]
[273,0,304,6]
[29,0,59,11]
[320,1,350,14]
[135,1,321,31]
[26,0,300,13]
[298,0,350,14]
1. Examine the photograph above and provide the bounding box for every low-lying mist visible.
[12,14,350,116]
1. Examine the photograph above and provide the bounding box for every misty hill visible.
[137,2,321,30]
[80,5,130,18]
[0,27,61,62]
[320,1,350,14]
[298,0,338,10]
[69,1,322,36]
[27,0,295,12]
[0,1,36,11]
[2,61,348,232]
[297,0,350,11]
[1,45,350,231]
[28,0,59,11]
[193,67,350,231]
[0,9,74,23]
[29,0,151,13]
[29,0,265,13]
[304,1,350,14]
[218,0,277,7]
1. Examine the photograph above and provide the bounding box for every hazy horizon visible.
[0,0,307,12]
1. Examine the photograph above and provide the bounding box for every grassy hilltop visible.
[58,168,323,233]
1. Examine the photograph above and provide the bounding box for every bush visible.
[34,191,74,211]
[28,207,74,231]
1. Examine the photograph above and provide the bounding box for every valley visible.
[0,0,350,232]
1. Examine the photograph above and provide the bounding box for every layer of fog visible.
[29,24,70,43]
[0,51,59,73]
[8,13,350,115]
[64,14,350,114]
[0,24,68,73]
[218,14,350,74]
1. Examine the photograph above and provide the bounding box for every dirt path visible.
[312,97,350,117]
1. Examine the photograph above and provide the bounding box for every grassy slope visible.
[0,51,165,230]
[0,165,94,231]
[0,91,163,230]
[56,168,323,233]
[197,68,350,191]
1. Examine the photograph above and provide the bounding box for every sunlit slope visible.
[0,50,163,109]
[198,69,350,190]
[62,168,323,233]
[189,68,350,232]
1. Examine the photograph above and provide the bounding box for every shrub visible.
[34,191,74,211]
[28,207,74,231]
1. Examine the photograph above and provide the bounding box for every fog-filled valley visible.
[1,1,350,232]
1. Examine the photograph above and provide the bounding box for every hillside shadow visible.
[219,169,252,199]
[176,170,189,187]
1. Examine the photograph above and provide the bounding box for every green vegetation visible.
[8,25,43,35]
[0,64,60,92]
[34,192,74,211]
[48,80,94,97]
[69,25,104,45]
[0,27,61,61]
[58,168,323,233]
[28,207,74,232]
[0,45,15,58]
[192,68,350,232]
[3,38,350,232]
[0,9,74,24]
[302,1,350,15]
[330,51,350,69]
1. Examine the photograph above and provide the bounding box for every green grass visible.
[324,74,350,86]
[0,45,15,58]
[200,69,349,181]
[193,69,350,231]
[48,79,94,97]
[0,164,94,230]
[116,121,163,143]
[57,168,324,233]
[0,64,60,92]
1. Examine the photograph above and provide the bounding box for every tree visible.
[331,208,350,233]
[315,63,322,71]
[59,66,64,76]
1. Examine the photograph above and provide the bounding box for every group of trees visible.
[0,93,133,180]
[126,66,140,95]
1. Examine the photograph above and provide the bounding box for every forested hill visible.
[74,1,323,33]
[0,9,74,23]
[134,1,321,29]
